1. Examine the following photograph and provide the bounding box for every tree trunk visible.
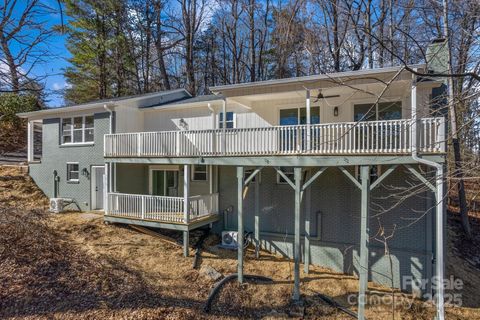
[443,0,471,238]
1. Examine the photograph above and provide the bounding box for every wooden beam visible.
[304,183,312,274]
[404,164,435,192]
[255,173,260,259]
[244,167,263,186]
[358,165,371,320]
[370,165,398,190]
[339,166,362,189]
[237,166,245,283]
[275,167,295,189]
[183,164,190,257]
[108,154,446,167]
[293,167,302,301]
[302,167,327,191]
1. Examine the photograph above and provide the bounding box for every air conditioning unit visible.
[49,198,64,213]
[221,231,239,248]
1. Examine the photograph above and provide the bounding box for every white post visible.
[27,120,34,162]
[222,99,227,154]
[411,75,418,153]
[183,164,191,257]
[183,164,190,223]
[435,166,445,320]
[306,89,311,152]
[209,165,213,194]
[104,163,109,214]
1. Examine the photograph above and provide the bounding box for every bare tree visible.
[0,0,55,93]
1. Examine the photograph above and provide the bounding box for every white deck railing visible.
[106,192,219,223]
[104,117,446,158]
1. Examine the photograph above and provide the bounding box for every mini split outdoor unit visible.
[49,198,65,213]
[221,231,239,248]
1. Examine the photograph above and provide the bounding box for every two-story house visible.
[19,65,447,320]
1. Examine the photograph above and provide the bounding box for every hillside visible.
[0,165,479,319]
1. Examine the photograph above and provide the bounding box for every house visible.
[18,65,447,320]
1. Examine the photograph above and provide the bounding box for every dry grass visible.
[0,165,479,319]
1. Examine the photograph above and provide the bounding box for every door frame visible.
[91,165,105,210]
[148,165,179,196]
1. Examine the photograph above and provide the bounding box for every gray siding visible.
[29,112,110,211]
[217,166,434,292]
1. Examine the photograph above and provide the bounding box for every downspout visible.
[410,70,445,320]
[103,103,115,194]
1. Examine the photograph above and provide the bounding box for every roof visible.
[210,64,426,93]
[17,89,190,119]
[142,94,224,110]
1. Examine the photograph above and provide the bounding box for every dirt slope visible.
[0,166,479,319]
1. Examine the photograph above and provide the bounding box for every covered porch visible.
[103,163,219,257]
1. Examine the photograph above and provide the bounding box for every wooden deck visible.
[104,212,219,231]
[104,117,446,158]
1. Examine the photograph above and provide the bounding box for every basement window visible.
[276,167,294,184]
[191,164,208,181]
[61,115,94,144]
[66,162,79,182]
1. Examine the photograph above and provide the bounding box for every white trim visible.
[148,167,179,195]
[61,115,95,145]
[349,97,404,121]
[66,162,80,182]
[91,165,105,210]
[191,164,208,181]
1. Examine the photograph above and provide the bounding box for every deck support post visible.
[27,120,34,162]
[358,165,371,320]
[435,165,445,320]
[237,166,245,283]
[183,164,190,257]
[293,167,302,301]
[304,183,311,274]
[254,172,260,259]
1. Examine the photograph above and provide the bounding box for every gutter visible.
[410,70,445,320]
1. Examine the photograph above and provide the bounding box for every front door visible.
[151,170,178,196]
[91,166,105,210]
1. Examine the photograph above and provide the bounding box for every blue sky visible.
[41,0,71,108]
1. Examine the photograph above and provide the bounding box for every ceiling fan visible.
[314,89,340,103]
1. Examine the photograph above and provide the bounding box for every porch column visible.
[237,166,244,283]
[27,120,34,162]
[293,167,302,300]
[183,164,190,257]
[104,162,109,214]
[305,89,311,152]
[435,165,445,320]
[254,172,260,259]
[358,165,371,320]
[222,99,227,154]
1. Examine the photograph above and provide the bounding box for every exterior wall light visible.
[81,168,90,179]
[334,106,339,117]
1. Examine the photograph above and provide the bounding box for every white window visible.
[219,112,236,129]
[276,167,294,184]
[66,163,79,182]
[61,115,94,144]
[191,164,208,181]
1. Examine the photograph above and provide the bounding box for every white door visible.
[92,166,105,210]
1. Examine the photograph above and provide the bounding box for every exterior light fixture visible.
[81,168,90,179]
[179,118,189,130]
[334,106,339,117]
